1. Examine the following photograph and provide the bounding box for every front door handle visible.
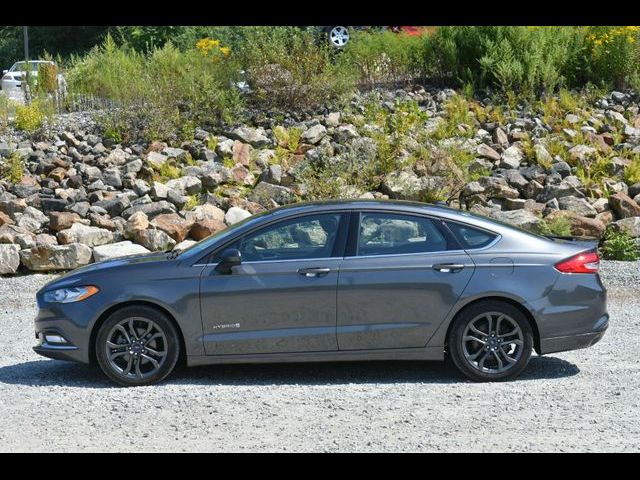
[298,267,331,277]
[433,263,465,273]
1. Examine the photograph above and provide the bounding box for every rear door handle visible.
[298,267,331,277]
[433,263,465,273]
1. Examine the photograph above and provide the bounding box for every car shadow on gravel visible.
[0,355,579,388]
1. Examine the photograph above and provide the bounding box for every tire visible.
[448,300,533,382]
[326,26,350,49]
[96,305,180,387]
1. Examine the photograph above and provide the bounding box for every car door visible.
[199,211,349,355]
[337,211,475,350]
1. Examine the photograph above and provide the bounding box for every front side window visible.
[357,212,449,256]
[236,213,343,262]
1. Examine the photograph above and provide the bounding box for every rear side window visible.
[357,213,449,256]
[446,221,498,249]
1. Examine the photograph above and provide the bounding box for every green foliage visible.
[432,94,474,140]
[338,30,427,87]
[601,228,640,261]
[584,27,640,89]
[152,161,182,182]
[183,194,200,211]
[206,135,218,152]
[624,158,640,185]
[0,94,9,132]
[538,216,573,237]
[36,55,58,94]
[0,151,25,184]
[14,99,47,132]
[68,34,243,143]
[237,27,356,111]
[575,154,612,193]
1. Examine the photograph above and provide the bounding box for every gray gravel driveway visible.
[0,261,638,452]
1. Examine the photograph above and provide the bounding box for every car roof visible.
[268,199,479,221]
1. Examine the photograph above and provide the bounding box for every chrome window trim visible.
[193,256,344,268]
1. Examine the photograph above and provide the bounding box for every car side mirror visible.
[2,70,7,75]
[215,248,242,274]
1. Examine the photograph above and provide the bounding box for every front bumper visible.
[32,330,85,362]
[539,313,609,355]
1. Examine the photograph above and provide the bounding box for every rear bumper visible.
[539,313,609,355]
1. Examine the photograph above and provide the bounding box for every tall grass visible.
[67,34,243,143]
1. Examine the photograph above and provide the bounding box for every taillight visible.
[555,251,600,274]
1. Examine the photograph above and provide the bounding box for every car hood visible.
[40,251,170,292]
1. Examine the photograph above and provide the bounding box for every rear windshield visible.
[445,221,498,249]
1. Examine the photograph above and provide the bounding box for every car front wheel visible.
[96,305,180,387]
[448,301,534,382]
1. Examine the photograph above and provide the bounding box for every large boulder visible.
[93,241,151,262]
[544,210,606,238]
[165,176,202,196]
[57,223,115,247]
[121,201,176,220]
[225,207,251,225]
[134,229,176,251]
[249,182,296,207]
[491,209,542,231]
[301,124,327,145]
[611,216,640,238]
[609,192,640,219]
[381,171,446,201]
[190,219,227,241]
[49,211,83,232]
[478,177,519,200]
[150,213,193,243]
[183,204,226,224]
[557,196,597,218]
[228,126,270,148]
[0,244,20,274]
[124,211,149,240]
[20,243,92,271]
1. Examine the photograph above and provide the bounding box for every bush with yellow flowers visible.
[195,38,232,61]
[585,26,640,89]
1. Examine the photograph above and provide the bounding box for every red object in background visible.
[388,26,426,36]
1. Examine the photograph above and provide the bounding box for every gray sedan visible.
[33,200,608,386]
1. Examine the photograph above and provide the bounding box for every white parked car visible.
[1,60,65,94]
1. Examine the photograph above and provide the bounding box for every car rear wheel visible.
[96,306,180,387]
[326,26,350,49]
[448,301,533,382]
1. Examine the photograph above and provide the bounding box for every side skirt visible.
[187,346,444,367]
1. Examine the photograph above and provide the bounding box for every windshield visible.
[10,61,50,72]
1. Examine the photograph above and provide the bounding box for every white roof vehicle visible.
[1,60,65,95]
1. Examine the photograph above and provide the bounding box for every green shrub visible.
[0,151,25,184]
[584,26,640,89]
[237,27,356,111]
[338,30,426,87]
[68,34,243,143]
[538,216,572,237]
[425,26,586,96]
[14,99,46,132]
[601,228,640,261]
[625,158,640,185]
[0,94,9,132]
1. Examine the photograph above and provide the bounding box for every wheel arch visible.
[89,300,187,367]
[443,296,541,354]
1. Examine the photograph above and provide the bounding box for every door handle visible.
[433,263,465,273]
[298,267,331,277]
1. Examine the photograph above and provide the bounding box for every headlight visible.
[43,286,100,304]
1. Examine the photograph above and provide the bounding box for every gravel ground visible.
[0,261,639,452]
